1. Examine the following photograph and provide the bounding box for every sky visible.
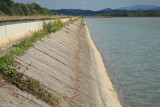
[13,0,160,11]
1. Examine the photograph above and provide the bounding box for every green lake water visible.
[85,18,160,107]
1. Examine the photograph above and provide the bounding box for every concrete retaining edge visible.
[0,17,72,53]
[84,20,122,107]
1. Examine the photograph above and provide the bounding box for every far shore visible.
[85,16,160,18]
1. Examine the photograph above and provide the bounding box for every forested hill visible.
[0,0,52,16]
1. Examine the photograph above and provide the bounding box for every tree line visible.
[0,0,53,16]
[95,11,160,17]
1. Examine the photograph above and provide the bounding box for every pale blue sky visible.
[13,0,160,10]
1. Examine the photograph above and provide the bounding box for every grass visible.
[0,17,80,106]
[0,16,72,22]
[0,69,61,106]
[61,17,80,29]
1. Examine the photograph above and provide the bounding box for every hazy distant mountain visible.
[51,9,96,16]
[51,8,126,16]
[51,5,160,16]
[101,8,112,11]
[154,7,160,11]
[118,5,159,10]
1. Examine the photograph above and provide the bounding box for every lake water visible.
[85,18,160,107]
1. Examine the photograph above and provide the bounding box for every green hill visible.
[0,0,52,16]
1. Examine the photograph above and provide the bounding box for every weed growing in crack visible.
[0,17,80,106]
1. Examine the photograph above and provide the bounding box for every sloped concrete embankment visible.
[13,19,103,107]
[0,19,121,107]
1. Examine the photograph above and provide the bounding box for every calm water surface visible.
[85,18,160,107]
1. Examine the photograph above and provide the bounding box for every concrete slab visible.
[0,19,106,107]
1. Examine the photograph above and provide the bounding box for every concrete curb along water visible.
[84,19,122,107]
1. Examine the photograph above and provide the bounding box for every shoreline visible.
[0,18,122,106]
[84,19,122,107]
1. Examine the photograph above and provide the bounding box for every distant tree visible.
[94,11,160,17]
[41,8,52,15]
[0,10,6,16]
[0,0,53,16]
[52,11,58,15]
[0,0,15,15]
[20,3,31,16]
[122,12,129,16]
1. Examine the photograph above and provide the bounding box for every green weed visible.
[0,17,80,106]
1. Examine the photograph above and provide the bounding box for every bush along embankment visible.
[0,18,79,106]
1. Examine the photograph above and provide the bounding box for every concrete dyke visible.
[0,18,70,53]
[0,19,122,107]
[14,19,100,106]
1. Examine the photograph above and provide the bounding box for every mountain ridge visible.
[51,5,160,16]
[117,5,159,10]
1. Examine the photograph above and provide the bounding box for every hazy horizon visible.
[13,0,160,11]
